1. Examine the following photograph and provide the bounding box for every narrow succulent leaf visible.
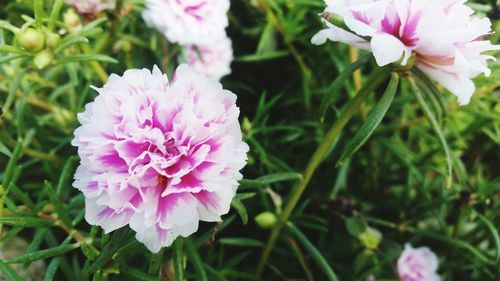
[476,212,500,264]
[87,228,130,273]
[34,0,44,28]
[0,260,23,281]
[0,216,55,228]
[185,239,208,281]
[48,0,64,31]
[287,222,339,281]
[4,243,79,264]
[337,73,399,166]
[173,237,184,281]
[44,181,72,226]
[319,53,372,120]
[57,54,118,64]
[231,197,248,224]
[407,76,453,189]
[43,257,62,281]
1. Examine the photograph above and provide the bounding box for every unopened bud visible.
[46,32,61,49]
[33,50,54,69]
[358,227,382,250]
[64,9,81,32]
[18,28,45,52]
[255,212,277,229]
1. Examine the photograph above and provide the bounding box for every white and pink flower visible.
[181,36,233,81]
[65,0,114,15]
[397,244,441,281]
[142,0,230,45]
[72,65,249,253]
[312,0,500,105]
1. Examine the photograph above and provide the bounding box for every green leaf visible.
[54,37,89,53]
[0,54,28,64]
[43,257,62,281]
[346,216,368,237]
[57,54,118,64]
[231,197,249,224]
[173,237,184,281]
[287,223,339,281]
[56,156,77,195]
[34,0,44,28]
[0,259,23,281]
[44,181,72,226]
[0,216,53,228]
[185,239,208,281]
[319,53,372,121]
[235,50,289,62]
[239,172,302,188]
[3,243,79,264]
[337,73,399,166]
[0,44,29,55]
[407,76,453,189]
[2,141,23,189]
[148,248,164,275]
[0,140,12,157]
[476,212,500,264]
[256,23,277,55]
[88,228,130,273]
[121,268,159,281]
[0,20,20,34]
[23,228,49,268]
[218,238,264,247]
[48,0,64,31]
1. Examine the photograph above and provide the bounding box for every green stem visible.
[256,70,390,275]
[173,237,184,281]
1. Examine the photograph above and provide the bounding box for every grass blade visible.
[286,222,339,281]
[337,72,399,166]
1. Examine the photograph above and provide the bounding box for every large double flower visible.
[312,0,500,105]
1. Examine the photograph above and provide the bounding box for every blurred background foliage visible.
[0,0,499,280]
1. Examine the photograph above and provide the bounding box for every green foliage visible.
[0,0,499,280]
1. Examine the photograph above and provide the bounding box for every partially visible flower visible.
[142,0,230,45]
[312,0,500,105]
[65,0,114,15]
[72,65,249,253]
[181,36,233,81]
[397,244,440,281]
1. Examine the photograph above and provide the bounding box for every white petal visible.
[85,198,133,233]
[370,33,406,66]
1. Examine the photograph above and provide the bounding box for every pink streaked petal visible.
[85,198,133,233]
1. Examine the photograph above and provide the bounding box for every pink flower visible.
[181,36,233,81]
[65,0,114,15]
[312,0,500,105]
[142,0,230,45]
[397,244,441,281]
[72,65,249,252]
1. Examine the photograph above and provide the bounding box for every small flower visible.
[65,0,114,15]
[72,65,249,253]
[312,0,500,105]
[181,36,233,81]
[397,244,440,281]
[142,0,230,45]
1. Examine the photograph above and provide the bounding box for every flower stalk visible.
[256,70,391,274]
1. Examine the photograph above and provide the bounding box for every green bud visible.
[18,28,45,52]
[46,32,61,49]
[358,227,382,250]
[33,50,54,69]
[242,117,252,134]
[64,9,81,32]
[254,212,277,229]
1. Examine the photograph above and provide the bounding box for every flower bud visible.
[17,28,45,52]
[254,212,277,229]
[46,32,61,49]
[358,227,382,250]
[64,9,81,32]
[33,50,54,69]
